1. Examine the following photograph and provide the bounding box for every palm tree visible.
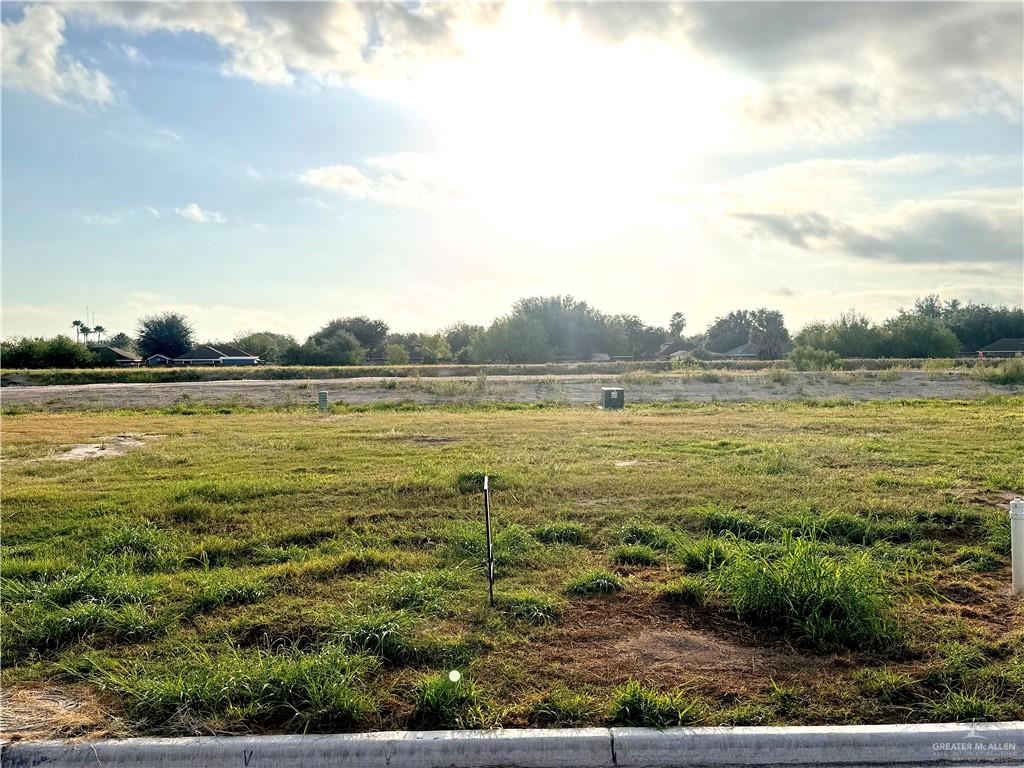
[94,325,106,343]
[80,325,93,345]
[71,320,83,343]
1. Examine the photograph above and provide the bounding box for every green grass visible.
[609,681,706,727]
[1,397,1021,733]
[713,535,899,650]
[565,570,625,596]
[612,544,662,566]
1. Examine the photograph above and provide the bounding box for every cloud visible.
[2,5,114,106]
[736,192,1022,265]
[298,156,452,208]
[65,2,496,87]
[175,203,225,224]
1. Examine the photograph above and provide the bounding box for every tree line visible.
[2,294,1022,368]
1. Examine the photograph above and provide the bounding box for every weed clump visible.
[565,570,624,596]
[333,609,417,664]
[678,535,734,572]
[618,520,673,550]
[529,689,598,726]
[532,522,587,546]
[609,681,706,727]
[494,592,562,625]
[408,672,481,728]
[660,575,713,606]
[953,546,1002,572]
[714,535,899,650]
[93,645,375,731]
[612,544,662,566]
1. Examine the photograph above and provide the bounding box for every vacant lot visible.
[3,369,1020,412]
[2,398,1022,739]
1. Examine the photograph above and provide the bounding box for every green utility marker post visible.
[601,387,625,409]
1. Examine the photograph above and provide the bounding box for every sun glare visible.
[368,5,746,242]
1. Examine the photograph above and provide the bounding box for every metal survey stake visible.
[483,474,495,607]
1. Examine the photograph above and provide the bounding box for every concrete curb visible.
[2,722,1021,767]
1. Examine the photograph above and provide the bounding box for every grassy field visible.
[2,397,1022,736]
[1,357,1007,387]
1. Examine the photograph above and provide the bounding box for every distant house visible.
[92,346,141,367]
[173,344,260,366]
[146,353,172,367]
[657,339,689,359]
[977,338,1024,358]
[721,341,794,360]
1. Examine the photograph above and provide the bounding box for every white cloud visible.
[298,159,451,209]
[175,203,225,224]
[716,155,1024,265]
[2,5,114,106]
[144,207,161,219]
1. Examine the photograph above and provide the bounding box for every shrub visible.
[612,544,662,566]
[565,570,624,596]
[972,358,1024,386]
[618,520,673,550]
[789,346,841,372]
[408,672,481,728]
[609,681,706,727]
[714,535,899,649]
[532,522,587,546]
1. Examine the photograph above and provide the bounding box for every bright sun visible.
[366,4,746,243]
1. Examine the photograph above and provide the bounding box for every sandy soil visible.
[1,371,1017,411]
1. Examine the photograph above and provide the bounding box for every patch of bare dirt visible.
[952,488,1022,508]
[527,593,848,697]
[0,686,117,742]
[53,434,147,461]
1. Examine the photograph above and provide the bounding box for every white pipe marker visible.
[1011,498,1024,596]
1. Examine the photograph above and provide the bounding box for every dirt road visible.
[2,371,1017,411]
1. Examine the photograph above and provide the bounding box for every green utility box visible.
[601,387,625,409]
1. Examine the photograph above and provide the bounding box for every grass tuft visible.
[612,544,662,566]
[609,681,706,727]
[408,672,481,728]
[565,570,624,596]
[532,522,587,546]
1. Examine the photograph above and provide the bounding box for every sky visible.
[2,1,1022,342]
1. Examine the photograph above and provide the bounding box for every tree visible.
[748,308,790,360]
[617,315,668,359]
[316,317,388,354]
[1,336,97,368]
[794,310,881,358]
[444,323,484,363]
[71,320,83,343]
[108,332,133,351]
[384,343,411,365]
[704,310,753,353]
[879,315,959,358]
[137,312,195,358]
[93,325,106,343]
[79,325,93,345]
[232,331,300,364]
[301,323,365,365]
[474,315,552,363]
[670,312,686,338]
